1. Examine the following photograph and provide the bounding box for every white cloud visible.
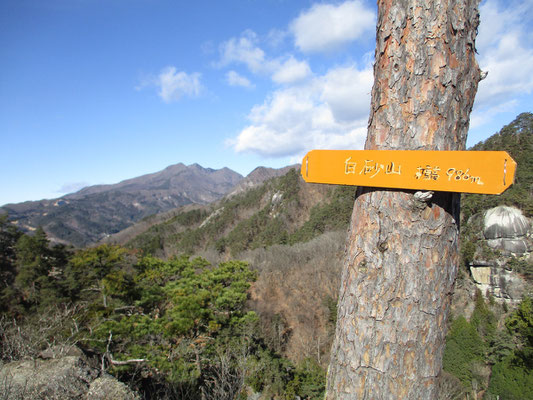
[266,28,288,48]
[157,67,203,102]
[218,31,313,85]
[230,64,372,157]
[476,33,533,105]
[321,65,373,122]
[290,0,375,53]
[137,67,203,103]
[218,30,267,74]
[271,57,311,84]
[226,70,254,88]
[474,0,533,121]
[470,100,518,130]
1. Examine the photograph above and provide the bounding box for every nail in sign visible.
[301,150,516,195]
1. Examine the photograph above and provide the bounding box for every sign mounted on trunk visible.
[301,150,516,195]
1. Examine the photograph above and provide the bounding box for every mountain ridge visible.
[1,162,297,247]
[1,163,243,246]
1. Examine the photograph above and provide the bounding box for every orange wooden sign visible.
[301,150,516,195]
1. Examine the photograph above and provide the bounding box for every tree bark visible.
[326,1,481,398]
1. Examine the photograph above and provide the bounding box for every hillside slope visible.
[462,112,533,219]
[124,167,355,259]
[1,163,242,247]
[102,164,301,248]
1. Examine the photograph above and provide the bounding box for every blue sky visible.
[1,0,532,206]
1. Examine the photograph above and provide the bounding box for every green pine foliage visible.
[462,112,533,220]
[487,355,533,400]
[487,297,533,399]
[504,296,533,369]
[12,226,72,310]
[87,257,260,389]
[470,289,497,339]
[284,358,326,400]
[444,293,533,399]
[0,215,22,313]
[443,315,486,387]
[0,223,327,398]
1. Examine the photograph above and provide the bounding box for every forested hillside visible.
[1,113,532,399]
[443,112,533,399]
[123,168,354,259]
[462,112,533,219]
[0,223,330,399]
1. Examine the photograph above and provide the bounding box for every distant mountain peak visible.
[1,163,243,247]
[229,165,299,196]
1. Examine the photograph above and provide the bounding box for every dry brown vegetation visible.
[240,231,345,365]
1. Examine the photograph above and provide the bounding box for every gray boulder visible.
[86,374,140,400]
[0,348,140,400]
[39,345,85,360]
[486,238,529,254]
[484,206,530,239]
[0,355,98,399]
[483,206,531,254]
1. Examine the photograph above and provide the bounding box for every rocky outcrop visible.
[484,206,531,255]
[0,355,98,399]
[470,259,528,303]
[469,206,532,303]
[0,346,139,400]
[86,375,139,400]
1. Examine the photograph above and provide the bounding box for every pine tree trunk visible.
[326,1,481,398]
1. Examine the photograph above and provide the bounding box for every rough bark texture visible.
[326,1,481,398]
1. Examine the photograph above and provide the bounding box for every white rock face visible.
[470,265,491,285]
[483,206,530,254]
[486,238,529,254]
[484,206,530,239]
[470,261,527,303]
[271,191,283,204]
[469,206,532,303]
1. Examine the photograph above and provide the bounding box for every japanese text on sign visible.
[345,158,402,178]
[302,150,516,195]
[345,157,484,186]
